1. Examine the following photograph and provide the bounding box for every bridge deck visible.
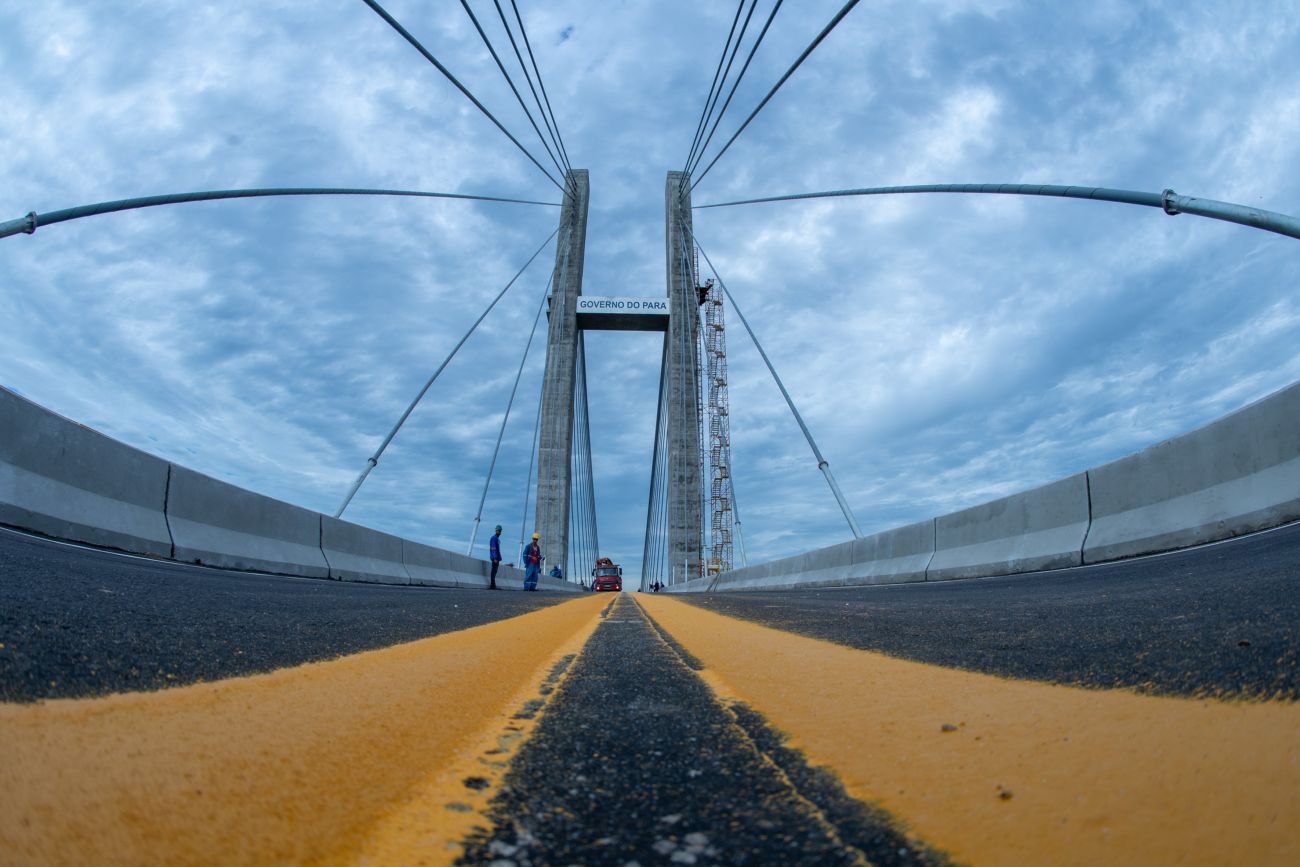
[2,522,1297,864]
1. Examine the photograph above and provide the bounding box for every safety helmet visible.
[532,532,540,539]
[494,525,502,532]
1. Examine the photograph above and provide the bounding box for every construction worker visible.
[488,525,503,590]
[523,533,542,591]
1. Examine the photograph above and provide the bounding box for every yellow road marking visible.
[639,595,1300,866]
[0,594,607,866]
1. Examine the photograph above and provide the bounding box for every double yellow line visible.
[640,596,1300,866]
[0,595,608,865]
[3,594,1297,865]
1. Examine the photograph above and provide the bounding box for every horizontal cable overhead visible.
[692,183,1300,241]
[359,0,566,193]
[0,187,560,240]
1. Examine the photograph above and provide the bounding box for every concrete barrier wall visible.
[9,374,1297,595]
[848,519,935,585]
[0,387,173,557]
[447,550,493,589]
[321,517,410,585]
[928,473,1089,582]
[0,386,581,592]
[677,381,1300,594]
[711,553,795,591]
[166,465,330,578]
[403,541,462,588]
[1084,380,1300,563]
[680,518,935,593]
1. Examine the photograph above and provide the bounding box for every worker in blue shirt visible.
[488,524,502,590]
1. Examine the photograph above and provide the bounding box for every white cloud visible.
[2,0,1299,577]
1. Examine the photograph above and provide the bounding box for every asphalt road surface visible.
[4,521,1298,865]
[0,525,567,702]
[676,521,1300,699]
[459,595,946,866]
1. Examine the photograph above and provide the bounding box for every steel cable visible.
[359,0,565,193]
[641,335,670,590]
[458,0,568,180]
[335,227,559,517]
[569,336,599,582]
[687,0,785,179]
[690,0,863,192]
[569,345,586,580]
[579,335,599,566]
[0,187,559,240]
[690,183,1300,242]
[518,377,545,566]
[466,269,554,555]
[507,0,575,178]
[691,231,863,538]
[683,0,750,176]
[490,0,570,178]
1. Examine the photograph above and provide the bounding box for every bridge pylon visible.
[665,172,704,583]
[531,170,706,585]
[534,170,590,577]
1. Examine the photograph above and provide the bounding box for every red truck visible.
[591,557,623,592]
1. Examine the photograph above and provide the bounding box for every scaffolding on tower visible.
[698,265,735,574]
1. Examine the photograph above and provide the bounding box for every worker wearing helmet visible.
[488,524,503,590]
[523,532,542,591]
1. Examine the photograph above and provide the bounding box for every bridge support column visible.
[534,171,589,577]
[665,172,704,584]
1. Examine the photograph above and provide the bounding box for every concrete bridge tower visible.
[532,170,703,583]
[534,170,589,575]
[664,172,704,583]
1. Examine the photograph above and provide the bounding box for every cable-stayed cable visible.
[335,227,558,517]
[458,0,567,180]
[506,0,575,178]
[581,339,599,560]
[691,231,863,538]
[687,0,785,178]
[569,334,599,582]
[518,375,545,566]
[488,0,570,178]
[691,0,863,192]
[569,343,585,579]
[683,1,749,175]
[466,270,553,555]
[642,335,671,589]
[359,0,565,193]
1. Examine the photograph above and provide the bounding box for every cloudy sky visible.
[3,1,1299,579]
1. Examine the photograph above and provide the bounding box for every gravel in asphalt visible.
[679,522,1300,699]
[457,595,949,867]
[0,526,571,702]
